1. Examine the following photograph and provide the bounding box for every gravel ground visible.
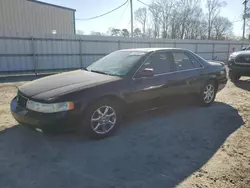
[0,77,250,188]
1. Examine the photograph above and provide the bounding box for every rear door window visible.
[172,52,195,71]
[186,53,204,68]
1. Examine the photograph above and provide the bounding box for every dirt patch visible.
[0,78,249,188]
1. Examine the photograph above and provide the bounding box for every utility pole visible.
[130,0,133,37]
[243,0,249,39]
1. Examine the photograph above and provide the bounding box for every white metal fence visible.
[0,35,249,75]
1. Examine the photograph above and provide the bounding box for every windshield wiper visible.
[90,70,109,75]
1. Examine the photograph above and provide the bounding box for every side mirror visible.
[242,47,246,51]
[136,68,154,78]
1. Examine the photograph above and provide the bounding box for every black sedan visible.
[11,48,227,139]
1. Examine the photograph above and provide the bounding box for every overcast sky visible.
[41,0,244,36]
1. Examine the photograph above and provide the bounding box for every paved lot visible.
[0,77,250,188]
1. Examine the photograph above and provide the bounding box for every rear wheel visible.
[82,99,121,139]
[229,70,241,82]
[199,81,216,106]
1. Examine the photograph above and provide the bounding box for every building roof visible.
[27,0,76,11]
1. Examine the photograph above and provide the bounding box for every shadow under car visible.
[0,101,244,188]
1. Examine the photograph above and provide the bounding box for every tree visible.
[121,29,130,37]
[145,28,154,38]
[169,9,180,39]
[109,28,121,36]
[178,0,201,39]
[213,16,232,40]
[134,8,147,37]
[206,0,226,39]
[102,0,233,40]
[156,0,176,38]
[184,6,207,39]
[149,2,161,38]
[134,28,142,37]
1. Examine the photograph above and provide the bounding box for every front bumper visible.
[10,97,81,132]
[228,61,250,76]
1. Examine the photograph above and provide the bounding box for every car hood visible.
[231,50,250,57]
[18,70,121,100]
[208,60,225,66]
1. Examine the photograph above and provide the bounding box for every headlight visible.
[26,100,74,113]
[228,54,236,61]
[220,70,226,75]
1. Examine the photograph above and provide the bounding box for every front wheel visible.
[199,81,217,106]
[229,71,241,82]
[82,99,121,139]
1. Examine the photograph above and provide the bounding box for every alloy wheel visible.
[91,106,117,134]
[203,84,215,103]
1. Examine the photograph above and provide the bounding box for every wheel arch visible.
[208,78,219,91]
[203,75,218,92]
[83,94,127,113]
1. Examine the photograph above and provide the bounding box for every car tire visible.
[199,81,217,106]
[229,70,241,82]
[82,98,121,139]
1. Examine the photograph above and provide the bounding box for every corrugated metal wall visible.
[0,0,75,37]
[0,35,249,75]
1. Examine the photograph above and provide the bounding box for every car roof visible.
[119,48,187,53]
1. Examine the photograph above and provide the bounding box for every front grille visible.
[235,55,250,65]
[17,93,28,108]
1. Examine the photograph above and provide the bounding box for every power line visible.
[137,0,165,14]
[113,1,130,29]
[76,0,129,21]
[136,0,151,8]
[232,19,243,23]
[231,15,243,23]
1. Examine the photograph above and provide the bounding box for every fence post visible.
[79,39,83,69]
[227,43,230,60]
[31,37,37,75]
[118,40,121,50]
[212,43,215,60]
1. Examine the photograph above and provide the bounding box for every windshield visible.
[86,51,146,76]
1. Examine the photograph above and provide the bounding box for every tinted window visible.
[172,52,195,71]
[192,53,208,66]
[142,52,174,74]
[187,53,203,68]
